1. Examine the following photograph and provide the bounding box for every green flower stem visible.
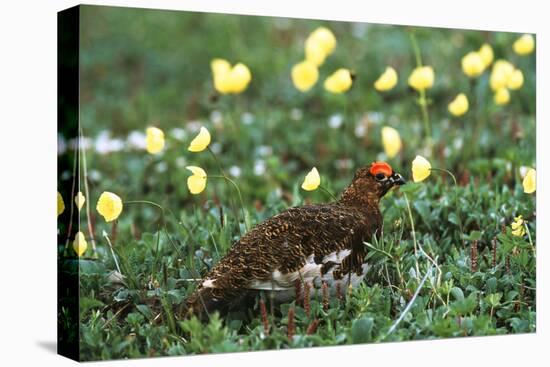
[408,32,432,141]
[524,222,535,256]
[319,185,338,201]
[208,147,250,232]
[404,193,421,281]
[62,142,78,256]
[80,126,98,258]
[430,167,465,245]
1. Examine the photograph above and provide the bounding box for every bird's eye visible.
[375,173,387,181]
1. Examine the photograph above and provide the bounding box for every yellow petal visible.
[374,67,398,92]
[513,34,535,56]
[211,58,231,78]
[308,27,337,56]
[75,191,86,211]
[186,166,207,178]
[507,69,524,90]
[301,167,321,191]
[57,191,65,217]
[145,127,165,154]
[461,52,485,78]
[186,166,207,194]
[291,60,319,92]
[448,93,469,117]
[324,68,353,94]
[228,63,252,94]
[73,231,88,257]
[523,168,536,194]
[494,88,510,105]
[381,126,402,159]
[408,66,434,91]
[412,155,431,183]
[478,43,494,67]
[96,191,123,222]
[188,127,211,152]
[305,37,327,66]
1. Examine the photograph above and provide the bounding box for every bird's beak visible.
[389,172,406,186]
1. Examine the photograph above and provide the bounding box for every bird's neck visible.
[338,183,380,212]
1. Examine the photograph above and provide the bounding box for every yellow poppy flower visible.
[75,191,85,211]
[324,68,353,94]
[374,67,398,92]
[523,168,536,194]
[305,37,328,66]
[381,126,402,159]
[96,191,123,222]
[408,66,434,91]
[511,215,525,237]
[211,59,252,94]
[306,27,336,56]
[478,43,494,67]
[57,191,65,217]
[490,60,514,91]
[448,93,469,117]
[494,88,510,105]
[507,69,524,90]
[461,52,485,78]
[291,60,319,92]
[188,127,211,152]
[186,166,207,195]
[73,231,88,257]
[412,155,431,183]
[145,127,165,154]
[301,167,320,191]
[513,34,535,56]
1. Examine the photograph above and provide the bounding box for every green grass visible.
[57,5,535,361]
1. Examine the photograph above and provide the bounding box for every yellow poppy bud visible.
[96,191,123,222]
[301,167,320,191]
[374,67,398,92]
[412,155,431,183]
[381,126,402,159]
[75,191,85,211]
[408,66,434,91]
[507,69,524,90]
[448,93,469,117]
[57,191,65,217]
[478,43,494,67]
[186,166,207,195]
[513,34,535,56]
[305,38,327,66]
[523,168,536,194]
[511,216,525,237]
[494,88,510,105]
[291,60,319,92]
[73,231,88,257]
[461,52,485,78]
[308,27,337,56]
[324,68,353,94]
[145,127,165,154]
[188,127,211,152]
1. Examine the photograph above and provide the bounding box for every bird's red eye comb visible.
[370,161,393,177]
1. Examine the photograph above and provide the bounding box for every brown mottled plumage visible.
[184,162,405,319]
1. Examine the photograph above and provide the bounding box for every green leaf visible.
[351,317,373,343]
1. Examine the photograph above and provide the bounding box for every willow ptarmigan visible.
[185,161,405,318]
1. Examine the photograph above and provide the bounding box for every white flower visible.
[254,160,266,176]
[228,165,242,178]
[328,114,344,129]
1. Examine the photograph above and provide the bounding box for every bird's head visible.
[340,161,406,206]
